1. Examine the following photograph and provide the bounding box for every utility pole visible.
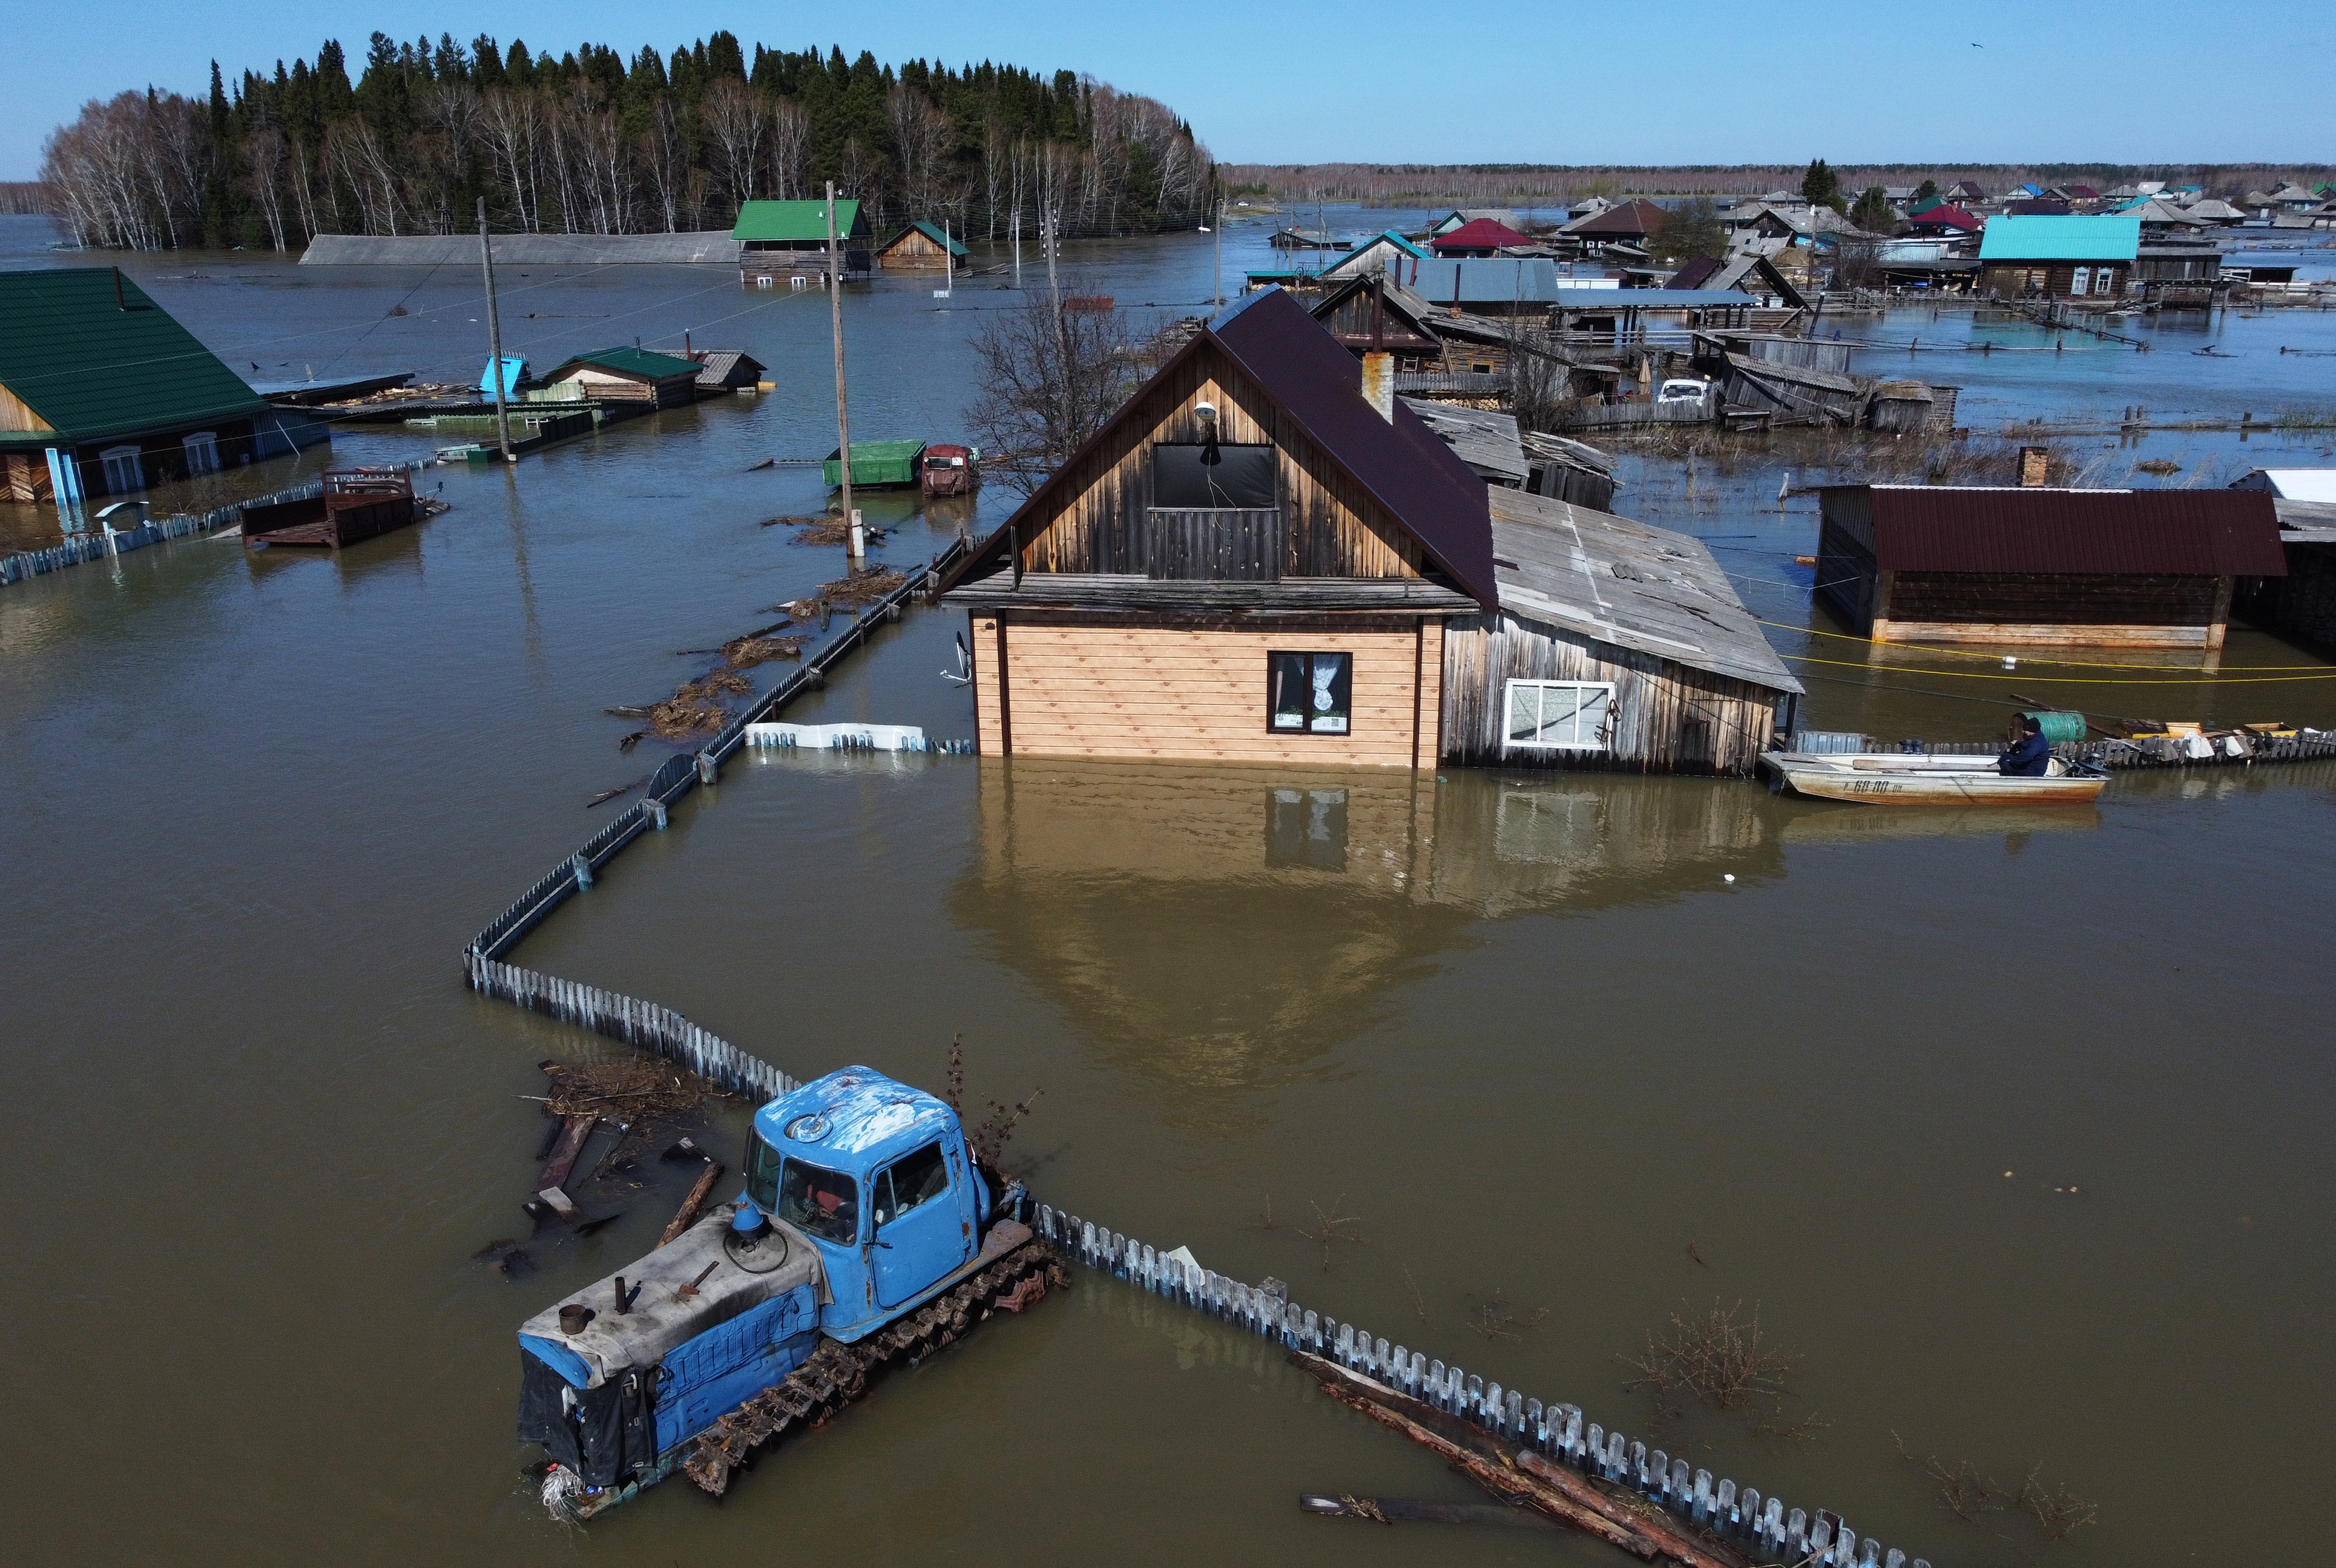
[827,181,858,561]
[1213,193,1225,308]
[478,198,512,461]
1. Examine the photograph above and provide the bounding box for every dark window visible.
[874,1141,950,1228]
[1268,651,1353,735]
[776,1156,860,1244]
[1153,442,1275,508]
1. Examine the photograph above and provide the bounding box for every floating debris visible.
[789,516,890,547]
[586,774,651,809]
[541,1055,725,1123]
[647,697,727,737]
[817,566,910,607]
[720,632,806,669]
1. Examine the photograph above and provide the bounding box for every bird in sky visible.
[1970,41,1984,47]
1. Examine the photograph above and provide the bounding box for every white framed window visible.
[2094,266,2116,296]
[182,431,220,475]
[1503,679,1614,752]
[99,444,145,496]
[2070,266,2091,297]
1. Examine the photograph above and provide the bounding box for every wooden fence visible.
[1029,1202,1935,1568]
[1549,396,1716,433]
[464,951,794,1101]
[1,463,430,588]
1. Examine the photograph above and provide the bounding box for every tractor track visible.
[684,1239,1068,1497]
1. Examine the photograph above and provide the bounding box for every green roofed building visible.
[0,266,311,506]
[543,347,705,409]
[1977,215,2142,300]
[733,199,869,251]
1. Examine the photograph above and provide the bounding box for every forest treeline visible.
[1225,161,2332,205]
[39,33,1217,251]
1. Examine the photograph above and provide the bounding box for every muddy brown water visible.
[4,212,2334,1564]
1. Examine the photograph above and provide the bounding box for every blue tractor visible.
[516,1067,1062,1515]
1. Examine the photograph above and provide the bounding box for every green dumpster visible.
[823,439,927,488]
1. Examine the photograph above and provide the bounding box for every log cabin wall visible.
[969,611,1442,768]
[1440,612,1783,776]
[1017,344,1427,583]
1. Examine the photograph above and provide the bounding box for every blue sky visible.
[8,1,2332,180]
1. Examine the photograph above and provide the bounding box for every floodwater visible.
[4,208,2334,1567]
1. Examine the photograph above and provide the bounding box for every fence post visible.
[571,852,593,890]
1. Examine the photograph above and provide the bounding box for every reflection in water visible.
[951,761,1787,1091]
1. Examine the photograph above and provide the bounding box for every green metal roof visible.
[1978,215,2142,263]
[0,267,269,450]
[547,346,702,381]
[733,199,866,242]
[884,220,969,258]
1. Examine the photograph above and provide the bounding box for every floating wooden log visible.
[1300,1493,1560,1529]
[1293,1351,1749,1568]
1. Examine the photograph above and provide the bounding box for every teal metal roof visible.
[1978,215,2142,263]
[0,267,269,450]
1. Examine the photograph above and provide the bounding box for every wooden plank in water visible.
[535,1114,597,1193]
[658,1161,725,1248]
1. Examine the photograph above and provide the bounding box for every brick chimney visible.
[1360,350,1395,422]
[2018,445,2050,487]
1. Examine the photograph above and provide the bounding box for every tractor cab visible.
[742,1067,990,1341]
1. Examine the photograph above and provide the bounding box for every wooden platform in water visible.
[244,469,441,549]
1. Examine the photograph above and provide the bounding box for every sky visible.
[8,0,2333,180]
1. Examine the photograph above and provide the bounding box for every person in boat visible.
[1998,714,2053,777]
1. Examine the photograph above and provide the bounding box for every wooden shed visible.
[875,220,969,271]
[936,286,1495,769]
[1307,274,1444,369]
[1977,215,2142,300]
[688,349,765,393]
[542,347,702,408]
[1439,491,1803,775]
[1815,484,2286,649]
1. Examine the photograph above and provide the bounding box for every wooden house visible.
[936,286,1495,769]
[1976,215,2141,300]
[1317,230,1426,282]
[1439,491,1803,775]
[0,267,285,504]
[1562,200,1670,243]
[542,347,703,408]
[874,220,969,271]
[688,349,766,393]
[1814,484,2286,649]
[1306,274,1445,369]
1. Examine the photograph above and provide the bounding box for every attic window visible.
[1154,442,1274,508]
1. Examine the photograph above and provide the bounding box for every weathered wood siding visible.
[1143,508,1283,580]
[1440,612,1782,775]
[1018,345,1424,582]
[967,612,1440,767]
[877,228,951,269]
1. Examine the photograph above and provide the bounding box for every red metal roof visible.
[1571,200,1670,237]
[1907,203,1981,230]
[1849,486,2285,576]
[1430,218,1532,252]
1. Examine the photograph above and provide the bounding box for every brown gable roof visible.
[1837,485,2285,576]
[940,287,1497,606]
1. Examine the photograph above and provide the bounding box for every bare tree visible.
[244,123,289,249]
[700,79,766,215]
[964,284,1145,494]
[329,116,403,234]
[640,97,689,232]
[886,84,950,215]
[767,99,808,201]
[479,88,542,230]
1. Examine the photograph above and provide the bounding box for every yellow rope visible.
[1752,615,2336,672]
[1777,652,2336,684]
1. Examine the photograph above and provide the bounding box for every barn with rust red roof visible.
[1816,484,2285,648]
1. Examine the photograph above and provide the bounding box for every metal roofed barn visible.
[1817,484,2285,649]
